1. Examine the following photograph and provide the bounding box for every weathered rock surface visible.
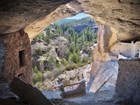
[0,0,70,34]
[0,0,139,42]
[90,60,118,93]
[93,25,113,62]
[116,59,140,105]
[10,77,53,105]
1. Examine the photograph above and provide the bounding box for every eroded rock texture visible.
[0,0,68,34]
[0,30,32,83]
[0,0,139,42]
[116,59,140,105]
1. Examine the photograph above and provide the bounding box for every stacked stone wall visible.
[0,30,32,83]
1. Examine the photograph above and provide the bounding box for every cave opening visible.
[31,12,98,98]
[0,0,140,104]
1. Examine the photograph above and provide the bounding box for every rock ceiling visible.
[0,0,140,42]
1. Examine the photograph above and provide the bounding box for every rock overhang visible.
[0,0,140,43]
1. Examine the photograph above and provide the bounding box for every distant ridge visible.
[55,13,91,25]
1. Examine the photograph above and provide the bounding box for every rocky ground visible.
[42,59,120,105]
[39,64,91,90]
[0,57,121,105]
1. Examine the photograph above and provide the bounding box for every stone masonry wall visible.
[116,59,140,105]
[110,41,140,58]
[0,30,32,83]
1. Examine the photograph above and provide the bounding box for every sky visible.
[66,13,90,20]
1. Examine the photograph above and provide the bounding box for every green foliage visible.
[35,47,43,55]
[32,16,97,84]
[45,55,57,71]
[81,56,89,64]
[61,58,69,65]
[68,53,80,64]
[33,31,50,44]
[65,63,78,71]
[63,80,70,86]
[49,56,57,63]
[32,66,43,84]
[75,46,80,55]
[34,33,44,41]
[33,66,39,73]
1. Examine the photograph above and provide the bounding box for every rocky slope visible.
[41,64,91,90]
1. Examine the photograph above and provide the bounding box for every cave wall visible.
[0,0,139,42]
[116,59,140,105]
[0,30,32,83]
[0,42,5,79]
[91,25,113,76]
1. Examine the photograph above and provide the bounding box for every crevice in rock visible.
[118,0,140,4]
[116,18,140,27]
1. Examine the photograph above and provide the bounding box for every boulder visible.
[90,60,118,93]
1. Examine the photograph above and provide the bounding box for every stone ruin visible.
[116,59,140,105]
[110,41,140,59]
[0,30,32,99]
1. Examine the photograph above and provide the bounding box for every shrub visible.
[32,66,43,84]
[63,80,70,86]
[33,66,39,73]
[46,71,53,79]
[81,56,89,64]
[75,46,80,55]
[35,47,43,55]
[68,53,80,64]
[35,82,42,89]
[53,67,65,79]
[61,58,69,65]
[65,63,78,71]
[44,36,50,44]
